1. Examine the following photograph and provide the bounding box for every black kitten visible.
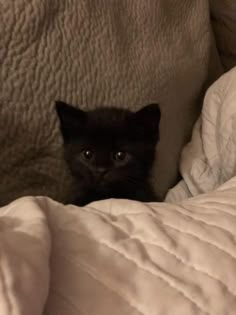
[56,101,161,206]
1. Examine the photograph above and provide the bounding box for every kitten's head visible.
[56,101,161,195]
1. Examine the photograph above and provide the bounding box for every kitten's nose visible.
[96,167,107,176]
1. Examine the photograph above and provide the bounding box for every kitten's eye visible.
[113,151,126,161]
[82,149,93,160]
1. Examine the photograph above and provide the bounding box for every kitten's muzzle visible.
[95,168,108,176]
[93,167,109,182]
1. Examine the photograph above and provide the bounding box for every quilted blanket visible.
[1,68,236,315]
[1,182,236,315]
[0,0,224,205]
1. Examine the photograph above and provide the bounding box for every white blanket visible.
[1,183,236,315]
[1,68,236,315]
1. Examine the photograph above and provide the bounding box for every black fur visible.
[56,101,161,206]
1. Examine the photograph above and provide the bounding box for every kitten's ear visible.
[55,101,86,142]
[135,104,161,141]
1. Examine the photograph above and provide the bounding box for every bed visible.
[0,1,236,314]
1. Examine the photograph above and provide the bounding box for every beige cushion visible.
[0,1,223,204]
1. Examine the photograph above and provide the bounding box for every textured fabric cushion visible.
[0,0,223,204]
